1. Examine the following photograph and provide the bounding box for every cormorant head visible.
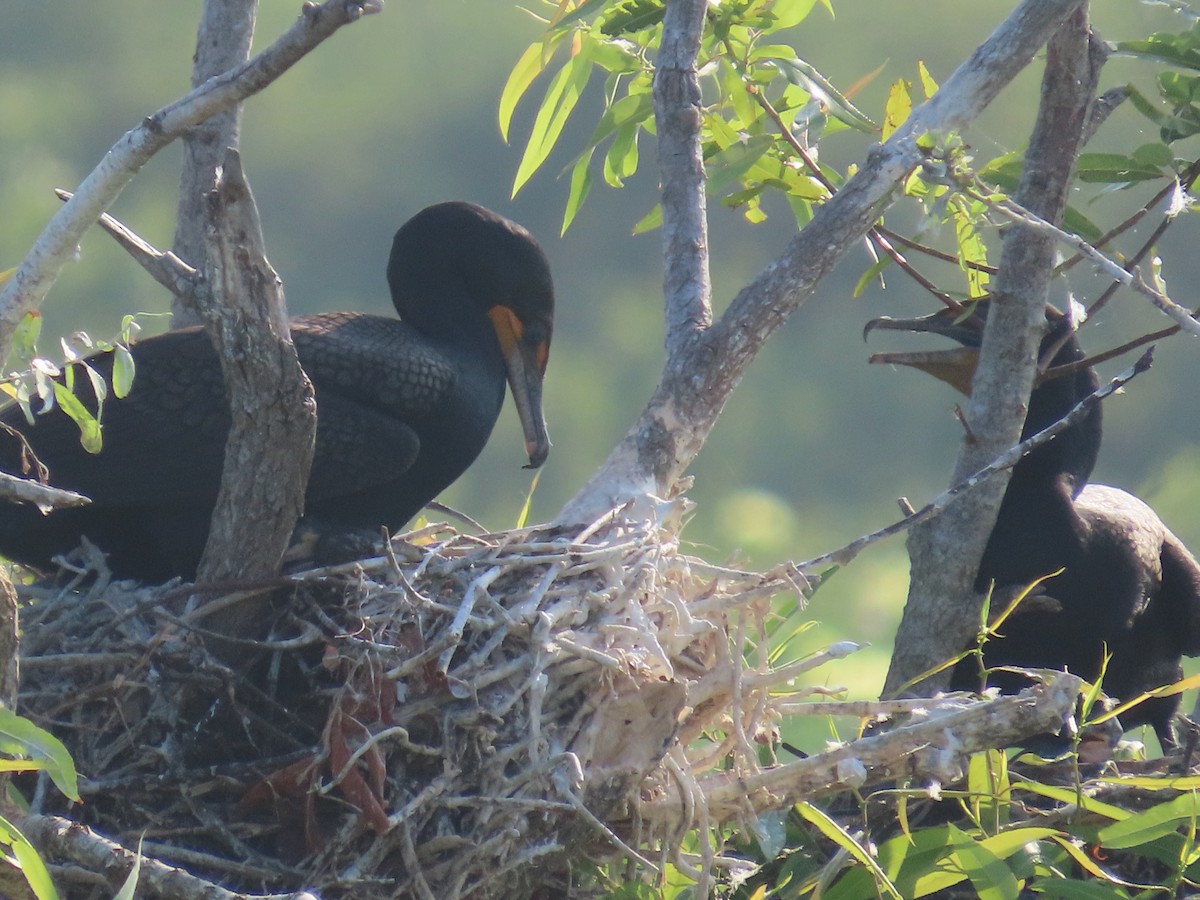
[387,201,554,469]
[862,299,1086,395]
[864,298,1101,492]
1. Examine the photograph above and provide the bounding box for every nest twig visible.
[13,502,1078,899]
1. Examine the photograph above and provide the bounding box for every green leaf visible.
[917,60,939,99]
[1012,775,1128,823]
[112,835,144,900]
[1098,792,1200,850]
[794,801,903,899]
[515,469,541,529]
[766,0,823,30]
[112,344,136,398]
[603,121,640,187]
[775,57,877,133]
[599,0,664,36]
[1075,152,1166,184]
[12,312,42,360]
[500,42,551,144]
[548,0,613,34]
[852,256,893,298]
[1032,877,1134,899]
[0,814,58,900]
[562,149,595,235]
[1115,25,1200,71]
[52,383,102,454]
[511,40,593,196]
[1132,142,1175,168]
[631,203,661,234]
[705,134,777,196]
[883,78,912,142]
[0,709,78,802]
[937,824,1018,900]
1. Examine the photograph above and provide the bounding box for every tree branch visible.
[655,0,713,356]
[195,150,317,582]
[13,811,317,900]
[643,672,1082,824]
[884,7,1103,696]
[557,0,1088,525]
[171,0,258,327]
[0,0,382,361]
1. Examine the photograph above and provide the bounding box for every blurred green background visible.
[4,1,1200,749]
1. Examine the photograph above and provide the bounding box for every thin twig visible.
[797,347,1153,571]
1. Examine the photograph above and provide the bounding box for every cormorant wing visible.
[0,328,229,509]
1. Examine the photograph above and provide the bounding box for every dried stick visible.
[13,813,317,900]
[644,673,1083,824]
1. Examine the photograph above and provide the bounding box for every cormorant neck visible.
[1015,335,1100,496]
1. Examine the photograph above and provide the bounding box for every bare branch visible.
[558,0,1088,524]
[984,190,1200,337]
[643,672,1082,824]
[884,8,1102,696]
[13,812,318,900]
[172,0,258,327]
[195,150,317,582]
[656,0,712,355]
[54,189,201,299]
[0,0,383,361]
[0,471,89,513]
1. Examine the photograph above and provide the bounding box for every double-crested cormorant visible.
[868,303,1200,750]
[0,201,554,583]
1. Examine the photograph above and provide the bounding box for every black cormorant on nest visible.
[868,302,1200,751]
[0,200,554,583]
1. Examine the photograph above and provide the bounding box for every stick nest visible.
[16,502,818,899]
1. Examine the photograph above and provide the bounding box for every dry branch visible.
[0,0,383,361]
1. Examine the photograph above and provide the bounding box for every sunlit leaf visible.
[112,344,136,398]
[512,40,593,195]
[917,60,939,99]
[1097,791,1200,850]
[0,814,58,900]
[52,383,102,454]
[112,835,144,900]
[935,824,1016,900]
[0,709,78,802]
[632,203,661,234]
[515,469,541,529]
[883,78,912,141]
[563,149,595,235]
[795,801,903,899]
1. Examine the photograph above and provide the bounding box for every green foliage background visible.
[4,0,1200,747]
